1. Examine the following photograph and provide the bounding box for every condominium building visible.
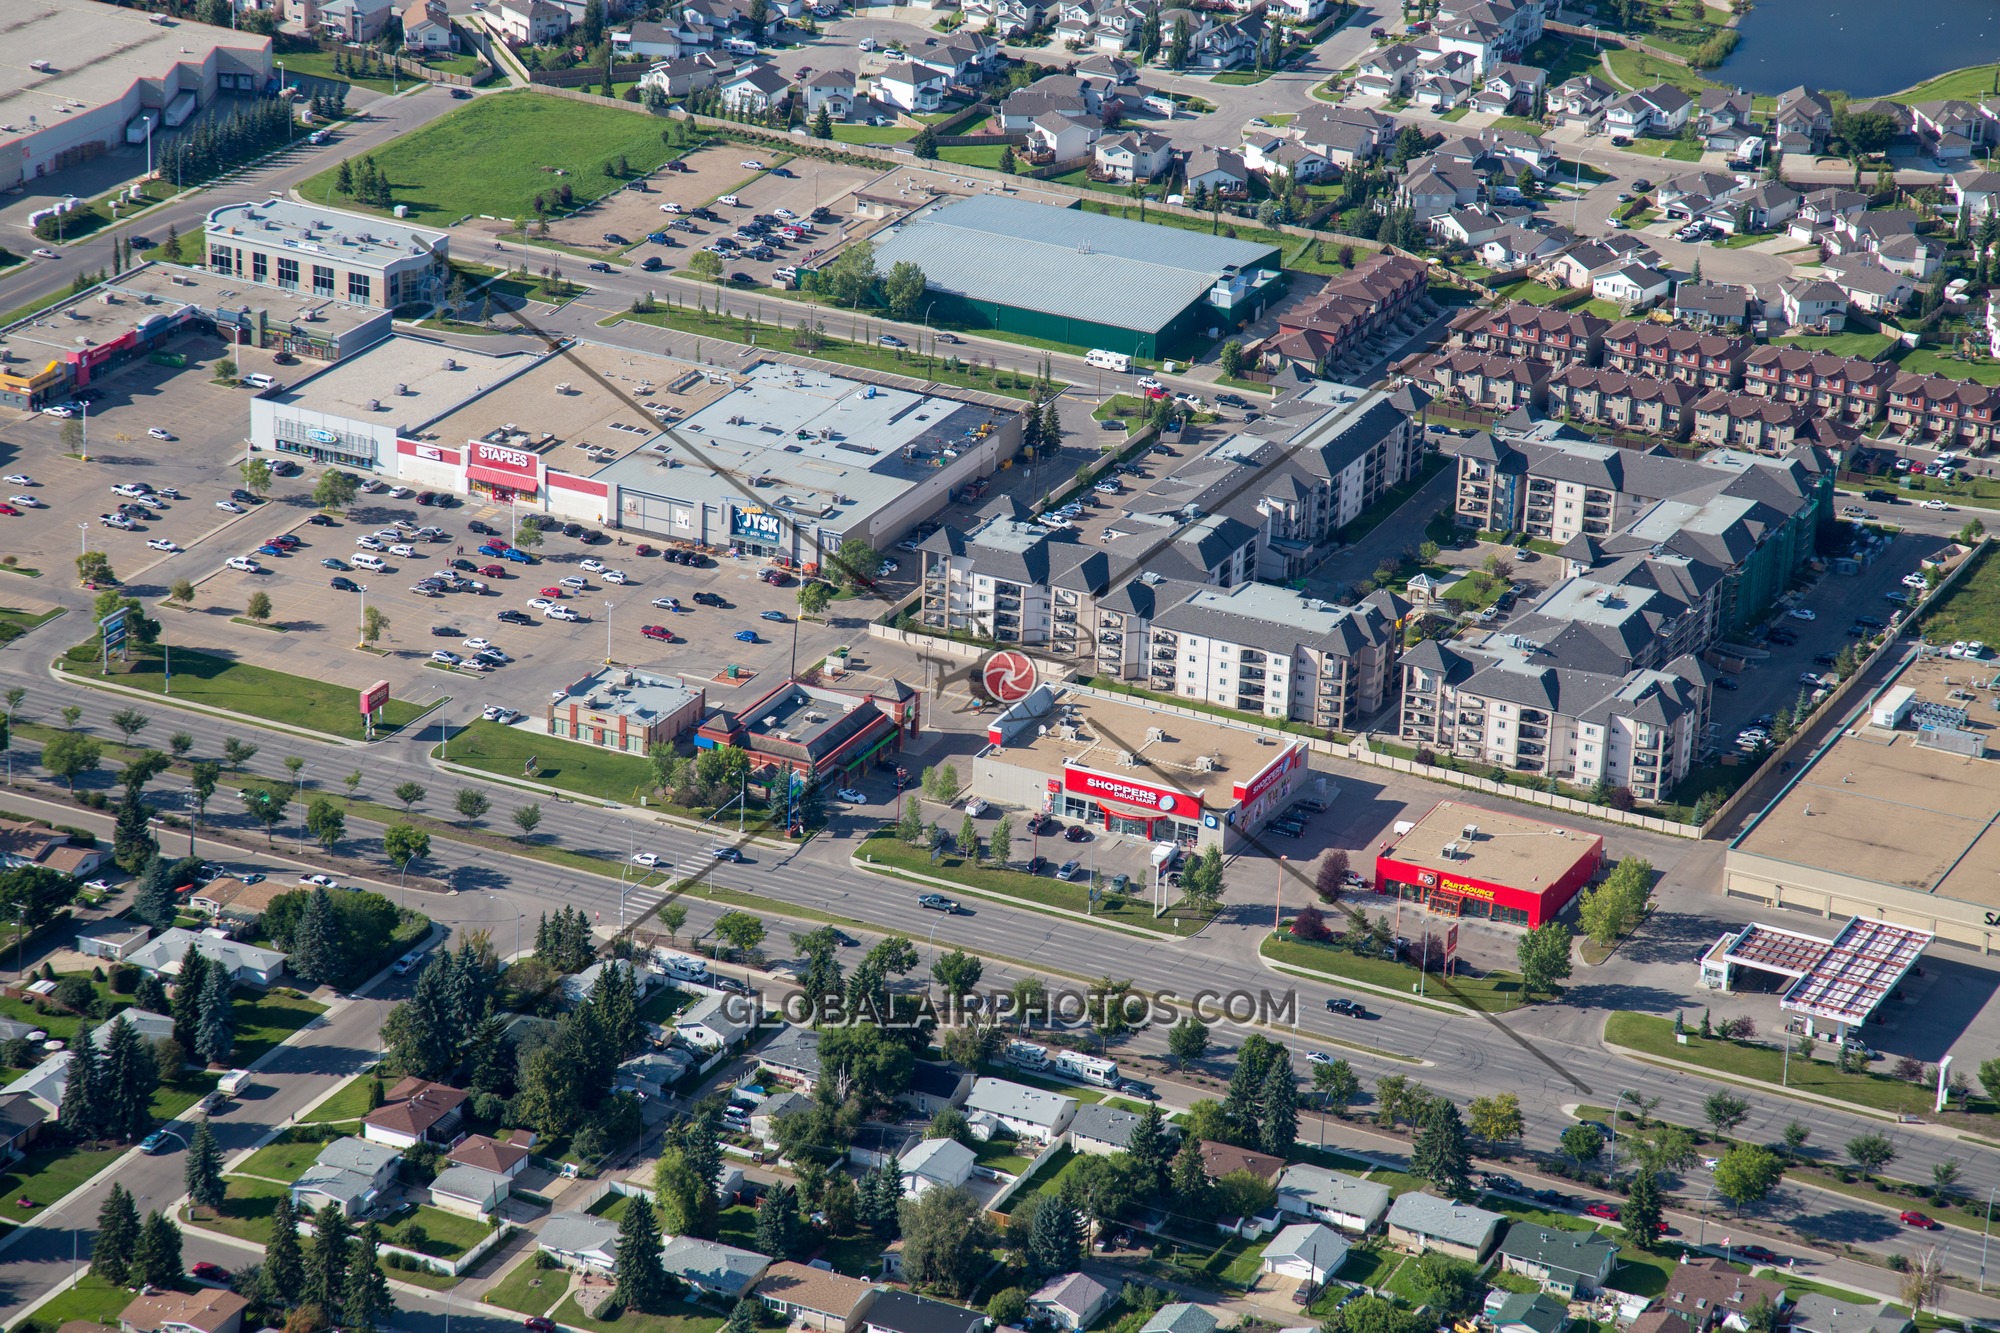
[1739,346,1893,422]
[1597,322,1749,390]
[1544,366,1699,439]
[918,518,1110,647]
[1885,371,2000,447]
[1447,302,1610,368]
[203,198,448,311]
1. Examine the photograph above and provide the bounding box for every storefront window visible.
[312,264,335,297]
[277,257,299,290]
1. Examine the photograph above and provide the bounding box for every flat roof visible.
[106,262,387,339]
[1735,653,2000,906]
[987,685,1303,810]
[204,198,447,271]
[1384,800,1602,895]
[553,668,702,726]
[1,281,197,361]
[271,335,538,432]
[1717,916,1931,1027]
[868,194,1280,334]
[0,2,270,151]
[596,359,1009,525]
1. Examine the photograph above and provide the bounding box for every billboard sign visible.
[731,507,783,542]
[360,679,390,715]
[1063,763,1198,817]
[1233,743,1304,806]
[99,608,128,653]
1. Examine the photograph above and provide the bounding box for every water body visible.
[1719,0,2000,97]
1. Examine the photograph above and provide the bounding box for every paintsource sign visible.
[1063,764,1197,816]
[732,508,783,542]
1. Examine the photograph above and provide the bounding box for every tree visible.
[77,551,114,585]
[263,1192,304,1304]
[93,1184,140,1283]
[1847,1132,1897,1177]
[1516,921,1572,999]
[241,783,289,845]
[245,590,273,622]
[102,1014,160,1140]
[110,708,150,743]
[1559,1123,1603,1168]
[825,239,878,309]
[307,797,346,855]
[661,902,689,944]
[1408,1252,1480,1317]
[687,248,725,283]
[883,260,928,321]
[344,1224,394,1333]
[1412,1097,1473,1200]
[223,737,258,771]
[811,105,833,138]
[1624,1167,1664,1249]
[384,823,430,885]
[1935,1157,1964,1198]
[1024,1192,1081,1277]
[196,967,236,1066]
[1577,856,1652,947]
[394,781,428,812]
[1467,1092,1524,1146]
[132,1210,184,1289]
[897,1185,991,1298]
[1167,1016,1209,1066]
[512,802,543,839]
[313,469,360,512]
[1181,844,1226,911]
[1781,1121,1811,1158]
[1313,1057,1360,1116]
[1703,1090,1750,1136]
[1314,850,1351,902]
[186,1117,225,1211]
[614,1194,669,1309]
[1904,1246,1945,1315]
[41,732,101,789]
[988,813,1012,866]
[455,788,490,826]
[240,457,273,499]
[1714,1144,1785,1210]
[834,537,886,592]
[305,1202,352,1312]
[291,885,346,986]
[714,910,766,960]
[755,1181,804,1260]
[798,579,833,616]
[932,949,982,999]
[1259,1053,1298,1156]
[1217,340,1244,378]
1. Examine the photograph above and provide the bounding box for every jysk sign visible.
[1233,743,1304,806]
[732,507,783,542]
[471,440,539,480]
[1063,764,1199,816]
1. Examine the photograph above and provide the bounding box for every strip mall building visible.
[1374,800,1603,928]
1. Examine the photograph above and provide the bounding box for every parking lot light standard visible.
[604,600,615,665]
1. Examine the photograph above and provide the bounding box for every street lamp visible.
[604,600,615,665]
[357,584,370,646]
[1607,1088,1642,1178]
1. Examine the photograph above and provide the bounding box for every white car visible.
[1972,641,1988,659]
[1136,376,1164,391]
[1787,607,1816,621]
[40,404,75,418]
[216,500,244,513]
[965,797,989,816]
[603,569,629,585]
[740,159,765,169]
[544,605,579,621]
[388,486,412,498]
[718,194,742,206]
[1247,115,1270,127]
[464,637,492,651]
[298,873,338,888]
[632,851,662,867]
[1950,641,1970,659]
[580,558,606,573]
[113,484,150,498]
[558,575,587,590]
[100,514,134,530]
[389,543,417,558]
[838,787,866,802]
[31,248,56,260]
[1903,573,1930,589]
[431,650,461,665]
[225,556,260,573]
[147,428,176,441]
[660,202,684,213]
[146,538,178,553]
[4,476,32,486]
[1306,1050,1333,1065]
[527,597,555,612]
[653,596,681,610]
[880,559,898,574]
[775,207,797,219]
[356,536,385,550]
[9,496,39,509]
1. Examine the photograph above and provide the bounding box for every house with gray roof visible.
[127,928,285,987]
[1261,1222,1350,1285]
[540,1212,623,1271]
[898,1136,977,1195]
[1490,1291,1572,1333]
[1385,1192,1503,1261]
[660,1236,772,1298]
[1140,1305,1217,1333]
[1030,1274,1114,1331]
[1068,1102,1153,1155]
[1499,1223,1619,1296]
[964,1077,1076,1142]
[1274,1163,1391,1233]
[293,1137,401,1217]
[430,1163,511,1217]
[759,1025,823,1089]
[1786,1294,1912,1333]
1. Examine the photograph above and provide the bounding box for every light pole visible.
[80,401,88,462]
[357,584,369,646]
[76,523,87,559]
[295,765,308,853]
[604,600,615,665]
[1982,1184,1996,1291]
[1274,853,1285,932]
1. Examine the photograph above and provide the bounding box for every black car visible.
[497,609,534,626]
[308,514,336,526]
[729,272,753,285]
[451,558,477,572]
[667,160,691,172]
[330,576,359,591]
[562,522,584,538]
[1026,855,1048,875]
[603,232,629,245]
[1714,676,1738,690]
[469,519,497,536]
[1326,997,1365,1017]
[1866,489,1894,502]
[1117,1080,1159,1100]
[230,488,258,503]
[770,166,792,177]
[1063,825,1091,842]
[1814,652,1840,666]
[1857,614,1885,628]
[430,625,461,637]
[641,256,665,271]
[586,262,613,273]
[693,591,728,606]
[1766,629,1797,645]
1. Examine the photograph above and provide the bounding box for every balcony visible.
[1517,724,1547,741]
[1055,608,1076,624]
[1153,649,1177,662]
[995,597,1022,613]
[1239,668,1267,683]
[1099,632,1122,647]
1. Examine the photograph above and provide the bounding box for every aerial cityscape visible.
[6,5,2000,1333]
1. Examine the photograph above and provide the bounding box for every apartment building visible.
[1690,391,1826,451]
[1447,302,1610,368]
[918,518,1110,646]
[1886,371,2000,448]
[1145,582,1406,729]
[1598,322,1749,390]
[1259,252,1431,378]
[203,198,448,311]
[1739,346,1893,423]
[1543,366,1699,439]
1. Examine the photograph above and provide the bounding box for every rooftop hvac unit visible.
[444,358,457,370]
[1145,727,1165,742]
[394,382,407,395]
[1462,823,1479,839]
[1441,841,1459,859]
[366,399,381,411]
[1194,755,1215,772]
[1114,750,1135,767]
[763,716,779,727]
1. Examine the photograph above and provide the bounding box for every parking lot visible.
[680,158,882,291]
[527,144,777,262]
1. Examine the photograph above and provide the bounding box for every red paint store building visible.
[1374,800,1603,928]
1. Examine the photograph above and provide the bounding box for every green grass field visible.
[937,143,1011,169]
[405,1204,493,1257]
[1919,545,2000,644]
[1604,47,1727,99]
[554,1295,726,1333]
[13,1275,165,1333]
[192,1176,291,1243]
[1890,63,2000,103]
[1773,331,1897,360]
[302,1072,377,1124]
[1892,346,2000,386]
[236,1134,326,1184]
[298,92,678,222]
[0,1143,123,1224]
[1491,278,1582,307]
[233,991,327,1063]
[486,1254,571,1316]
[1261,932,1534,1013]
[62,644,430,741]
[440,718,655,803]
[831,124,917,144]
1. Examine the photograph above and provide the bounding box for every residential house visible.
[1593,263,1673,309]
[1031,1275,1114,1332]
[1245,138,1333,186]
[1606,84,1691,137]
[1075,51,1138,80]
[1545,366,1699,439]
[1413,68,1475,111]
[1385,1192,1504,1261]
[1663,1258,1788,1332]
[1674,281,1752,330]
[965,1077,1076,1142]
[0,1093,46,1162]
[1954,168,2000,220]
[1449,302,1608,366]
[126,928,284,987]
[1731,180,1802,232]
[1289,105,1395,167]
[721,63,791,113]
[802,68,856,118]
[1068,1102,1152,1155]
[876,60,951,112]
[1028,110,1101,160]
[896,1062,972,1117]
[292,1136,402,1217]
[119,1290,250,1333]
[1773,85,1833,153]
[540,1212,623,1272]
[1887,371,2000,447]
[622,19,683,56]
[402,0,454,48]
[1911,99,1989,161]
[676,993,757,1050]
[490,0,570,41]
[1471,63,1545,115]
[1824,258,1915,315]
[448,1132,532,1179]
[0,819,108,877]
[1690,390,1817,450]
[995,74,1098,130]
[1544,236,1660,291]
[1498,1223,1620,1297]
[1353,43,1420,97]
[750,1090,809,1143]
[898,1137,977,1196]
[756,1261,882,1333]
[1548,74,1613,128]
[1419,350,1548,410]
[1261,251,1430,377]
[639,54,734,98]
[1695,88,1758,149]
[1785,1295,1913,1333]
[662,1237,772,1300]
[1776,276,1850,331]
[1198,1140,1286,1183]
[74,920,152,963]
[1741,346,1891,421]
[1183,145,1250,197]
[430,1163,511,1217]
[1600,323,1748,389]
[1274,1163,1391,1233]
[363,1077,468,1149]
[1262,1222,1349,1286]
[1095,130,1173,181]
[1490,1292,1573,1333]
[619,1048,695,1099]
[1432,205,1521,248]
[1141,1306,1218,1333]
[1478,224,1571,270]
[317,0,395,41]
[863,1291,985,1333]
[961,0,1045,37]
[186,876,288,931]
[1396,154,1483,220]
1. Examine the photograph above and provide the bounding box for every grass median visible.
[1260,931,1534,1013]
[59,642,432,741]
[855,830,1217,936]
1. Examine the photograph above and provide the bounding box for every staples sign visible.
[1063,764,1196,816]
[472,440,539,480]
[1233,743,1304,806]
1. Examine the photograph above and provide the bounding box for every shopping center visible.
[1373,800,1604,928]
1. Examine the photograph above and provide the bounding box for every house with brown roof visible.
[1741,346,1891,422]
[1448,302,1608,367]
[448,1131,533,1178]
[1261,252,1430,375]
[187,876,290,929]
[1691,391,1818,451]
[755,1261,881,1332]
[1419,350,1548,411]
[119,1289,250,1333]
[0,820,108,878]
[1197,1139,1285,1183]
[1546,366,1698,439]
[1600,322,1749,390]
[1662,1256,1787,1332]
[363,1077,469,1150]
[1887,372,2000,448]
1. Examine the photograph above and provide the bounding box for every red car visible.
[635,544,655,556]
[480,564,506,578]
[191,1261,230,1283]
[641,624,674,642]
[541,586,567,599]
[1900,1211,1941,1229]
[0,505,20,517]
[270,534,301,549]
[525,1320,557,1333]
[1584,1203,1621,1221]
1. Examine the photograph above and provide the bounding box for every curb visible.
[1258,952,1473,1018]
[48,657,363,746]
[1599,1037,1911,1126]
[846,849,1189,942]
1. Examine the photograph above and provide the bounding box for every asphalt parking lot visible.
[689,160,880,290]
[542,145,773,262]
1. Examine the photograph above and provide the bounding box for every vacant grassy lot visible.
[63,644,429,740]
[1604,1012,1981,1117]
[440,719,654,802]
[486,1254,571,1316]
[1918,545,2000,646]
[298,92,677,222]
[233,991,326,1063]
[1261,932,1535,1013]
[236,1134,326,1183]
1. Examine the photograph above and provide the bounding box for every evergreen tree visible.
[134,970,169,1015]
[101,1016,160,1141]
[382,954,459,1079]
[92,1183,139,1284]
[1126,1101,1171,1193]
[1023,1192,1081,1277]
[1258,1055,1299,1157]
[131,854,177,930]
[1170,1135,1210,1209]
[755,1181,802,1259]
[263,1192,305,1304]
[343,1224,394,1333]
[613,1195,668,1311]
[305,1201,352,1315]
[864,1162,902,1235]
[112,785,157,873]
[171,945,210,1056]
[1624,1168,1665,1251]
[292,885,345,986]
[1412,1097,1473,1201]
[196,967,235,1067]
[132,1210,183,1289]
[59,1035,104,1141]
[186,1118,225,1211]
[1225,1033,1280,1142]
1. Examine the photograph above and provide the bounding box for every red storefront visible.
[1373,801,1603,928]
[1058,763,1208,848]
[466,438,542,503]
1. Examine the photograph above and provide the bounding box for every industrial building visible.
[865,194,1283,359]
[0,0,273,190]
[1373,800,1604,928]
[971,682,1321,854]
[204,198,450,312]
[1725,650,2000,952]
